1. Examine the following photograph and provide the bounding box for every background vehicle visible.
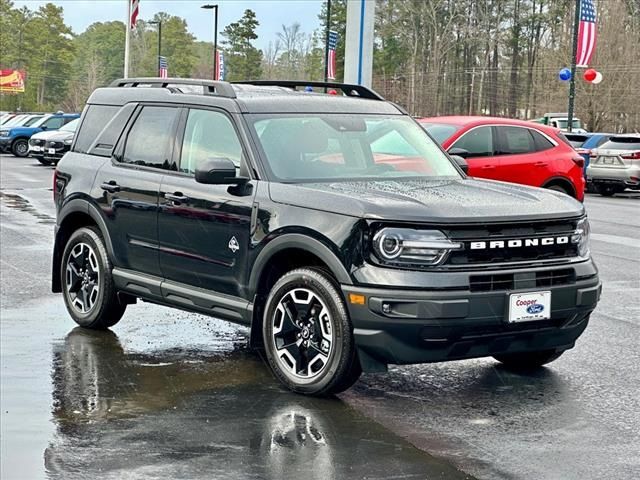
[586,134,640,196]
[419,116,585,200]
[565,132,613,192]
[30,118,79,165]
[52,79,599,396]
[0,112,79,157]
[532,112,585,132]
[1,114,43,128]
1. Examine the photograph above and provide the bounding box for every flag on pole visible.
[327,31,339,80]
[159,56,168,78]
[130,0,140,30]
[216,50,225,81]
[576,0,597,67]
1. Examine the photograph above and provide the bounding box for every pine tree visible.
[221,9,263,81]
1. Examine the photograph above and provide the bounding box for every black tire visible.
[596,184,621,197]
[262,268,361,396]
[36,156,52,166]
[11,138,29,157]
[545,184,570,196]
[493,349,564,370]
[61,227,126,329]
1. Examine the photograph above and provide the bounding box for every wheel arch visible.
[247,234,353,348]
[542,176,577,198]
[52,200,114,293]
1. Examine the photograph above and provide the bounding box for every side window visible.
[451,126,494,157]
[74,105,119,154]
[122,106,179,170]
[498,126,535,155]
[43,117,64,129]
[179,109,242,175]
[530,129,555,152]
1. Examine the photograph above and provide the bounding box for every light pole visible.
[148,20,163,76]
[201,4,219,80]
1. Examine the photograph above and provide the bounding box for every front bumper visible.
[587,164,640,189]
[343,260,601,366]
[0,137,11,152]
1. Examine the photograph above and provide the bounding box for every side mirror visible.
[195,157,245,185]
[40,126,48,131]
[450,155,469,174]
[448,147,469,158]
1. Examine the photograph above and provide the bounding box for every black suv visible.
[52,78,601,395]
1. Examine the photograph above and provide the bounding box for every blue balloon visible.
[304,86,314,92]
[559,68,572,81]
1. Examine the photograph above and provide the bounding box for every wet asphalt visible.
[1,153,638,480]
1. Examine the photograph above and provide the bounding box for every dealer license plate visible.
[508,291,551,323]
[48,148,56,154]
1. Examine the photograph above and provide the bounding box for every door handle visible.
[534,162,548,167]
[480,165,495,170]
[164,192,189,204]
[100,181,120,193]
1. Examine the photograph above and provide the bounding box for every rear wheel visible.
[262,268,361,396]
[493,349,564,370]
[596,184,622,197]
[61,227,126,329]
[11,138,29,157]
[545,184,571,196]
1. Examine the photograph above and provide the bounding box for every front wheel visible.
[36,156,52,166]
[61,227,126,329]
[493,349,564,370]
[11,138,29,157]
[262,268,361,396]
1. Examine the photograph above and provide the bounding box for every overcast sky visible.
[14,0,324,49]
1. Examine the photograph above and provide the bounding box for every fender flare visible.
[248,234,353,297]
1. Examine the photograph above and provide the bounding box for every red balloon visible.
[328,89,338,95]
[584,69,597,82]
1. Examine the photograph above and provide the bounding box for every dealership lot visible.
[1,153,638,479]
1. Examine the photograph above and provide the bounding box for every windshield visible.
[3,115,30,127]
[420,123,460,144]
[564,134,590,148]
[249,114,460,182]
[555,119,581,129]
[60,118,79,132]
[29,115,51,128]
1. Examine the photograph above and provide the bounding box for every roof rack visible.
[234,80,385,101]
[109,78,237,98]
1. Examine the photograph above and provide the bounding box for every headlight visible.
[64,138,72,145]
[571,217,590,258]
[373,228,462,266]
[0,130,9,137]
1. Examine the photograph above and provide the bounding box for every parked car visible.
[586,134,640,196]
[532,112,585,132]
[419,116,586,200]
[30,118,79,165]
[0,112,79,157]
[565,132,613,192]
[51,78,600,396]
[1,114,43,128]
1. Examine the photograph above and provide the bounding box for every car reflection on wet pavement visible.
[43,326,471,480]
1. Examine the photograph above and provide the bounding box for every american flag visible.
[576,0,597,67]
[159,56,168,79]
[327,31,339,80]
[130,0,140,30]
[216,50,225,81]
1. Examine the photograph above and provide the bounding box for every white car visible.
[586,134,640,196]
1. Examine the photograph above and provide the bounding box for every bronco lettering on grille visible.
[470,236,570,250]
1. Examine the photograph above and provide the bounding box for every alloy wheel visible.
[65,242,100,314]
[271,288,333,379]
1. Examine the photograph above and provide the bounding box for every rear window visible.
[74,105,119,154]
[564,134,590,148]
[599,137,640,150]
[421,123,460,144]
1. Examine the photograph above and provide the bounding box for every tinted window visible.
[179,109,242,174]
[43,117,64,129]
[564,134,589,148]
[452,126,494,157]
[599,137,640,150]
[530,129,555,151]
[498,126,534,155]
[122,106,179,170]
[421,123,460,144]
[74,105,119,154]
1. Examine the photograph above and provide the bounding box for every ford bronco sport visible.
[52,79,601,395]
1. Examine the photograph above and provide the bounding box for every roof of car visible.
[417,115,553,129]
[87,79,402,115]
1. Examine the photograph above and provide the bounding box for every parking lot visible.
[1,152,638,479]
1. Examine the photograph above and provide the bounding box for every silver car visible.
[586,134,640,196]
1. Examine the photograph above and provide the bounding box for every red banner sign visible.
[0,69,26,93]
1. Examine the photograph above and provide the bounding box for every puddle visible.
[0,191,56,224]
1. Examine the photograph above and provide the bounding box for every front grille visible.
[444,218,580,267]
[470,268,576,292]
[47,142,62,148]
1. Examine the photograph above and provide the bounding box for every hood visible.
[30,129,63,141]
[44,130,74,142]
[269,178,584,224]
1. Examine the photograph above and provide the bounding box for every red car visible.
[418,116,585,201]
